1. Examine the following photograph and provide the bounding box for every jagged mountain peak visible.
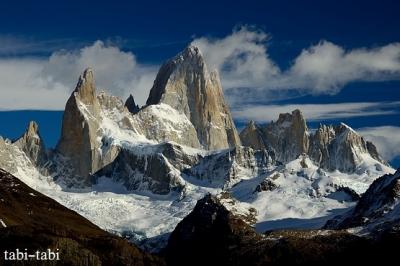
[261,109,309,162]
[146,45,207,106]
[241,120,260,133]
[239,120,268,150]
[57,68,103,180]
[309,121,387,172]
[170,45,205,69]
[25,121,40,137]
[125,94,140,114]
[240,110,387,173]
[146,45,240,150]
[74,67,97,105]
[246,120,257,129]
[13,120,47,167]
[336,122,357,134]
[17,121,41,143]
[275,109,307,128]
[181,44,203,58]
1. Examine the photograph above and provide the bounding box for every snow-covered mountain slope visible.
[230,154,393,232]
[0,123,394,251]
[325,169,400,233]
[0,45,396,252]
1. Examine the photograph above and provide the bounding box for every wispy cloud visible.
[192,26,400,104]
[0,35,84,56]
[0,41,157,110]
[232,101,400,123]
[358,126,400,162]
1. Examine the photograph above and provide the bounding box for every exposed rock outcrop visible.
[254,179,279,193]
[56,68,104,183]
[0,138,24,174]
[186,146,275,183]
[13,121,47,167]
[309,123,386,173]
[240,111,387,173]
[146,45,241,150]
[95,142,200,194]
[239,120,268,150]
[261,109,309,162]
[125,94,140,114]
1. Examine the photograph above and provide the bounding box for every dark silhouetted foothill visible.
[0,168,163,266]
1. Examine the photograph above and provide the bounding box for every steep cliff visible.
[146,45,241,150]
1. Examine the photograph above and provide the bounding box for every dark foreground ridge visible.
[165,193,400,266]
[0,168,163,266]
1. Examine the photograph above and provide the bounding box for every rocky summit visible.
[146,45,241,150]
[262,109,309,162]
[56,68,104,182]
[240,110,386,173]
[13,121,47,168]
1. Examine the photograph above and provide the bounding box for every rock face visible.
[186,146,275,184]
[309,123,386,173]
[98,90,202,149]
[0,122,50,177]
[13,121,47,167]
[239,120,268,150]
[146,45,241,150]
[0,138,26,174]
[95,142,200,194]
[56,68,104,183]
[261,109,309,163]
[125,94,140,114]
[240,110,387,173]
[0,168,162,266]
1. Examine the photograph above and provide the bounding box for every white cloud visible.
[0,41,157,110]
[232,101,400,123]
[0,59,70,110]
[358,126,400,162]
[0,35,72,56]
[192,27,280,89]
[192,27,400,103]
[285,41,400,94]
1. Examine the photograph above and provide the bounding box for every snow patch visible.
[0,219,6,228]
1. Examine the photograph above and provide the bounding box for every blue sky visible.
[0,0,399,166]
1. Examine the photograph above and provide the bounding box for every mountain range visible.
[0,45,399,265]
